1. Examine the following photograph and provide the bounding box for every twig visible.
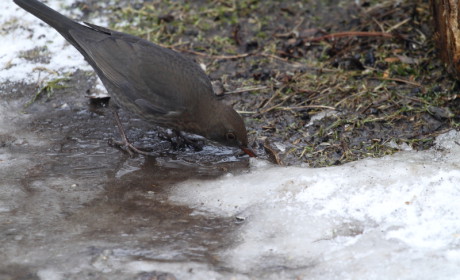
[386,18,411,33]
[260,90,280,109]
[225,86,269,94]
[237,110,258,114]
[259,53,339,72]
[306,31,394,42]
[260,53,305,67]
[178,49,252,60]
[377,77,422,87]
[277,105,336,110]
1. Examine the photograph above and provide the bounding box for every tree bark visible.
[431,0,460,77]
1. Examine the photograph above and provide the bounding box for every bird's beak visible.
[241,146,257,157]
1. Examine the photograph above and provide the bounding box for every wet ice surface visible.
[3,1,460,279]
[0,81,250,280]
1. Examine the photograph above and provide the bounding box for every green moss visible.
[25,76,70,107]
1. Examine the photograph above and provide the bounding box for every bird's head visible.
[206,104,256,157]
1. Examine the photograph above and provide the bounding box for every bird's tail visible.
[14,0,81,41]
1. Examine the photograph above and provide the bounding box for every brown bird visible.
[14,0,256,157]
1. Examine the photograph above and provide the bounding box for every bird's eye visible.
[226,132,236,141]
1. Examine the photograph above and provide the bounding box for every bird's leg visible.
[108,110,151,156]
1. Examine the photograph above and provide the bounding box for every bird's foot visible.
[108,138,153,156]
[175,132,204,151]
[159,130,204,151]
[110,110,155,156]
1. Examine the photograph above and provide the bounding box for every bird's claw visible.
[159,130,204,151]
[108,138,152,157]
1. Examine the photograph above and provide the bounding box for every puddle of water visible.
[0,79,252,279]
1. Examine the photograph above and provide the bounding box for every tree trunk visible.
[431,0,460,77]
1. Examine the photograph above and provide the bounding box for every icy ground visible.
[1,1,460,279]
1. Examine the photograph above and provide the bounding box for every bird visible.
[14,0,256,157]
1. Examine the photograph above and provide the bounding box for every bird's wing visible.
[69,25,214,117]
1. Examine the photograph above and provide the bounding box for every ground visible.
[15,0,459,166]
[37,0,455,166]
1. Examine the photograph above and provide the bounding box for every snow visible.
[170,131,460,278]
[1,0,90,84]
[170,131,460,279]
[2,0,460,279]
